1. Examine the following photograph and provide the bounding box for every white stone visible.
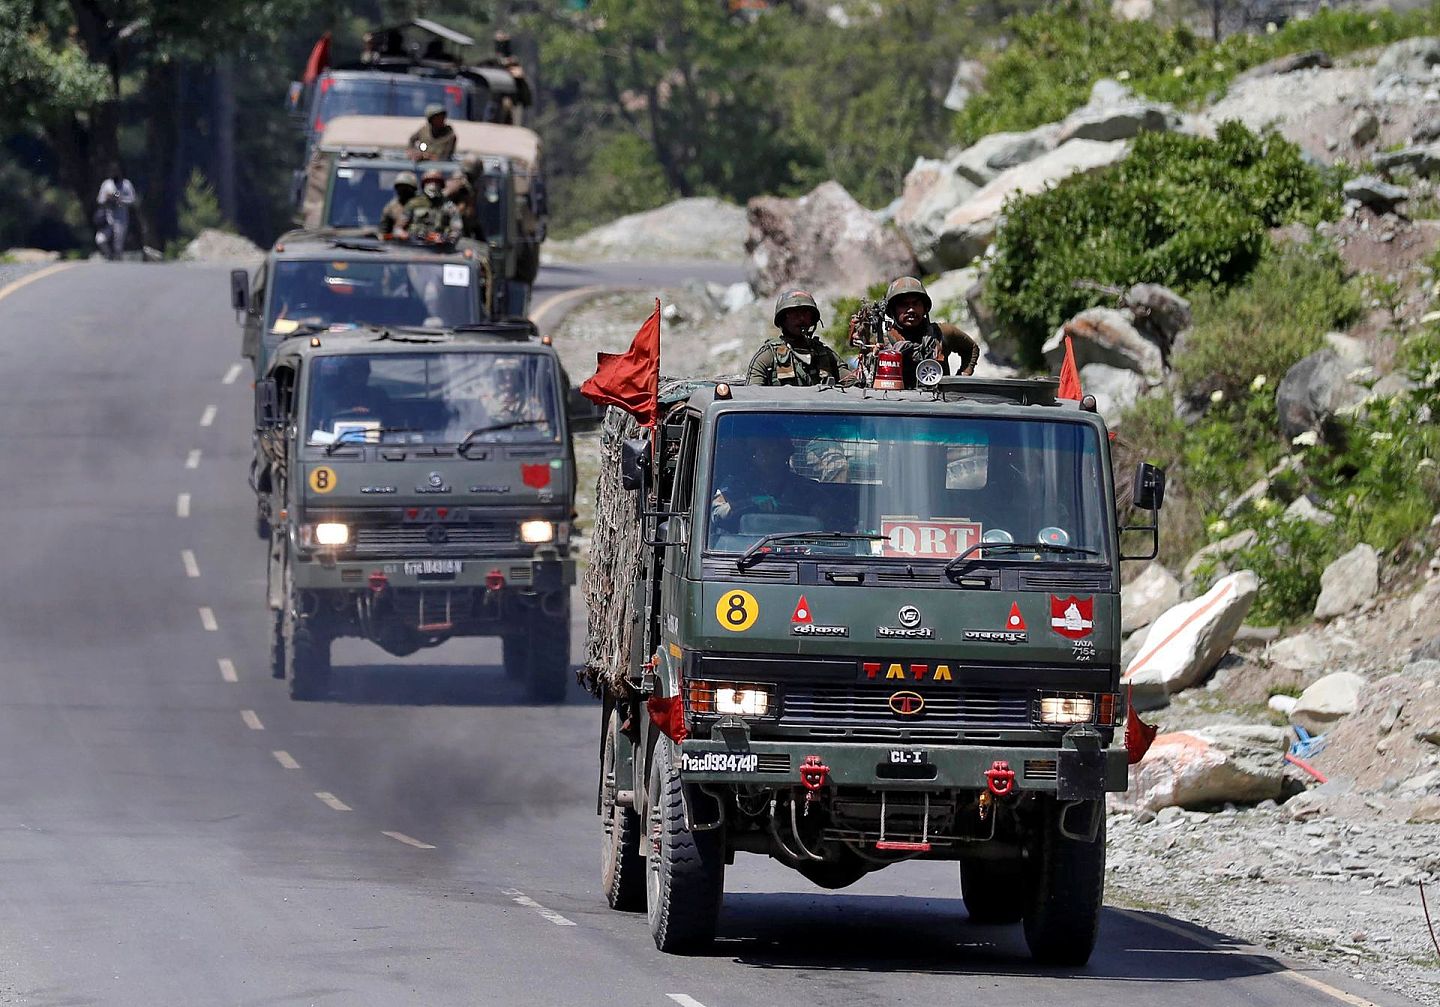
[1079,362,1148,426]
[1291,671,1367,735]
[1182,529,1258,585]
[1265,632,1327,673]
[1269,693,1299,716]
[719,282,755,313]
[1314,544,1380,621]
[1124,571,1259,707]
[1042,307,1164,381]
[1122,562,1182,634]
[1284,495,1336,525]
[1118,724,1291,812]
[552,197,748,263]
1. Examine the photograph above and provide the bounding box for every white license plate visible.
[404,560,463,576]
[888,749,929,765]
[681,752,758,773]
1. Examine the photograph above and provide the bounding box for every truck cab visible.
[255,322,589,702]
[590,377,1165,961]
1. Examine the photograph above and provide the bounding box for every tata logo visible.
[888,691,925,717]
[425,524,449,545]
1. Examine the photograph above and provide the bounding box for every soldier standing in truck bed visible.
[746,290,851,387]
[409,104,457,162]
[379,171,418,238]
[849,276,981,385]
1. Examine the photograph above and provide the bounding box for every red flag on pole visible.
[1058,329,1083,401]
[302,32,332,86]
[1124,685,1158,765]
[580,300,661,427]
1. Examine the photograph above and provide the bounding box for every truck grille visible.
[780,685,1030,732]
[351,523,519,557]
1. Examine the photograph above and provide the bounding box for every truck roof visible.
[684,377,1100,421]
[267,228,483,264]
[269,321,552,368]
[318,115,540,168]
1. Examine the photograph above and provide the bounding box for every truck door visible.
[659,416,699,648]
[242,264,267,369]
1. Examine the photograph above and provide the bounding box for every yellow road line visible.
[529,284,609,334]
[0,262,76,306]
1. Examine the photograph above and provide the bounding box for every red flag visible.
[1058,329,1082,401]
[1124,686,1157,765]
[302,32,332,85]
[580,300,661,427]
[646,694,687,743]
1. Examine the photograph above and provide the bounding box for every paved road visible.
[0,261,1419,1007]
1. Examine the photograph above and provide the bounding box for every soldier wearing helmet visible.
[401,167,463,242]
[848,276,981,386]
[746,289,851,387]
[379,170,419,238]
[409,103,457,162]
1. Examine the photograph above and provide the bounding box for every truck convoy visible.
[253,321,587,703]
[584,376,1165,962]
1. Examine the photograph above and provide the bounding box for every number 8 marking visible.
[309,466,337,494]
[715,589,758,632]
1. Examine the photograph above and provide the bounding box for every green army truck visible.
[585,377,1165,961]
[254,321,590,702]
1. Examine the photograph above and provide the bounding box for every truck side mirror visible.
[285,81,304,114]
[620,438,651,492]
[255,379,283,429]
[567,386,603,432]
[230,269,250,313]
[1132,463,1166,511]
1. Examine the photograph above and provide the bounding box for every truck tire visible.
[269,610,286,680]
[960,859,1025,924]
[1023,799,1105,966]
[600,710,645,912]
[501,634,529,680]
[284,585,332,702]
[645,739,724,953]
[524,605,571,704]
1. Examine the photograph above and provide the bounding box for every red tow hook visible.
[985,760,1016,797]
[799,755,829,811]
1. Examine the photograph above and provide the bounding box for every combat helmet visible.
[393,170,418,191]
[421,167,446,186]
[424,103,447,120]
[772,288,822,328]
[883,276,931,318]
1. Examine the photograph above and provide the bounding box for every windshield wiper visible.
[943,541,1100,578]
[457,417,551,453]
[736,532,886,572]
[322,426,419,455]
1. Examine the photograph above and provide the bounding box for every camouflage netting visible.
[583,405,647,697]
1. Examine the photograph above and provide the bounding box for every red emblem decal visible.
[521,463,551,489]
[791,595,813,624]
[1049,595,1094,640]
[1006,602,1026,631]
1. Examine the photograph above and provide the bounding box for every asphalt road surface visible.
[0,261,1421,1007]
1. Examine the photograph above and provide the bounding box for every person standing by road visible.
[409,104,457,162]
[95,164,136,261]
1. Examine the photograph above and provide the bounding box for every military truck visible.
[254,321,588,702]
[585,377,1165,961]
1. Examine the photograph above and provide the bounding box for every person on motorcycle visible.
[379,170,418,238]
[95,163,136,261]
[746,289,851,387]
[848,276,981,386]
[400,168,463,242]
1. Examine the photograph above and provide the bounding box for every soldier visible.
[409,104,457,162]
[444,167,481,240]
[401,168,463,242]
[850,276,981,386]
[379,170,418,238]
[746,289,849,387]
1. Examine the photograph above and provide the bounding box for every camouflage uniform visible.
[409,120,457,161]
[401,193,463,241]
[878,276,982,385]
[746,336,845,387]
[379,172,417,236]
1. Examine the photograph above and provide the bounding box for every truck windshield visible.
[304,351,561,446]
[267,259,478,333]
[325,163,459,228]
[704,412,1110,563]
[312,77,467,132]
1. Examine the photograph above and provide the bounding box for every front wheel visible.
[600,709,645,911]
[523,602,571,704]
[646,739,725,953]
[1023,799,1105,966]
[960,859,1026,924]
[285,586,332,702]
[501,633,529,681]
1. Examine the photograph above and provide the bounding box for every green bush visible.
[986,123,1338,363]
[1230,516,1339,625]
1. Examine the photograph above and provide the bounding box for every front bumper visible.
[291,553,574,593]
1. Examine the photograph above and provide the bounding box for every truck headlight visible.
[1038,695,1094,725]
[313,522,350,546]
[520,519,554,543]
[715,686,771,717]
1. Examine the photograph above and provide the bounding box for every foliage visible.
[986,123,1338,363]
[162,169,227,256]
[1174,242,1363,400]
[547,131,673,237]
[1228,516,1338,625]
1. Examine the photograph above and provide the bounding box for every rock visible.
[924,267,981,313]
[1374,143,1440,177]
[1221,477,1270,520]
[180,228,263,264]
[952,127,1060,185]
[745,181,918,297]
[943,58,986,113]
[1121,625,1151,668]
[1416,723,1440,745]
[1399,769,1440,794]
[1323,331,1370,368]
[1409,795,1440,824]
[1202,67,1368,138]
[717,282,755,313]
[1313,544,1379,620]
[1057,85,1181,145]
[1042,307,1163,381]
[1284,495,1336,525]
[1120,724,1291,812]
[928,139,1129,269]
[1266,632,1327,672]
[1276,348,1368,440]
[1342,176,1408,214]
[2,247,60,264]
[1122,563,1182,635]
[1373,37,1440,87]
[1268,694,1298,718]
[1371,371,1417,399]
[896,172,980,274]
[1080,362,1147,426]
[554,197,748,263]
[1348,109,1380,148]
[1413,635,1440,663]
[1291,671,1366,734]
[1283,786,1335,821]
[1124,571,1259,706]
[1181,529,1258,585]
[1126,283,1191,354]
[1235,50,1333,84]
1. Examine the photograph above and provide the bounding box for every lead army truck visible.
[585,377,1166,961]
[254,322,587,702]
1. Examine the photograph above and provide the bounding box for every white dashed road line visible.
[315,792,352,812]
[218,658,238,683]
[185,449,201,470]
[666,997,709,1007]
[222,363,242,385]
[272,750,300,770]
[382,831,436,850]
[181,549,200,578]
[502,888,577,927]
[198,607,218,631]
[176,493,191,518]
[240,710,264,731]
[199,404,217,427]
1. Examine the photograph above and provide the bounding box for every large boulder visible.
[1119,725,1292,812]
[928,139,1129,269]
[1181,528,1257,585]
[746,181,918,297]
[1080,362,1148,425]
[1056,79,1182,145]
[553,197,748,263]
[1290,671,1367,735]
[1373,37,1440,87]
[1042,307,1164,381]
[952,127,1060,186]
[1313,543,1379,620]
[943,59,986,113]
[1374,143,1440,178]
[1343,176,1408,214]
[1123,570,1259,707]
[1275,348,1368,440]
[181,228,264,264]
[1234,49,1332,84]
[1122,562,1182,634]
[1127,283,1191,356]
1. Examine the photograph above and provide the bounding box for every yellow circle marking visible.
[308,466,337,494]
[715,589,758,633]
